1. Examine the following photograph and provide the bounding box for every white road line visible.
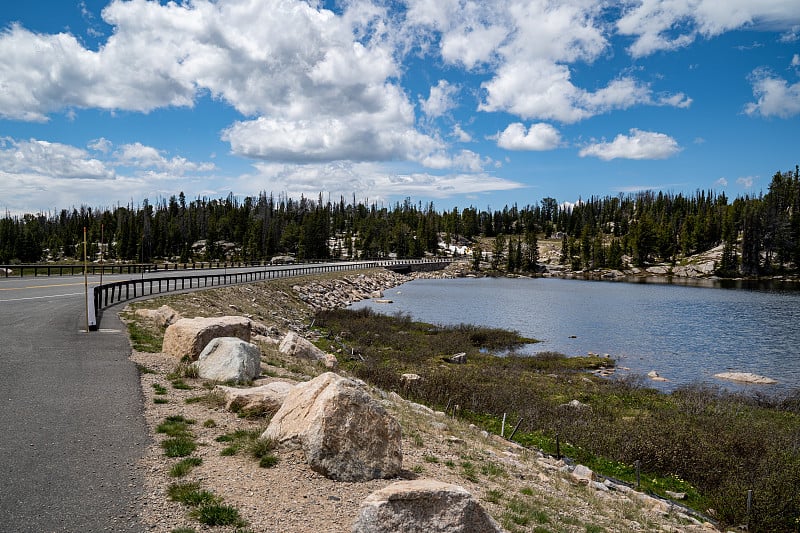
[0,292,84,303]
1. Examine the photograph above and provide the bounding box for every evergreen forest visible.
[2,165,799,278]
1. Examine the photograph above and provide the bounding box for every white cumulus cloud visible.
[495,123,562,151]
[618,0,800,58]
[420,80,459,118]
[744,69,800,118]
[579,129,682,161]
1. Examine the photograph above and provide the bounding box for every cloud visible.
[113,142,215,174]
[494,123,562,151]
[234,161,524,203]
[420,80,459,118]
[715,177,729,187]
[737,176,755,188]
[0,138,114,180]
[744,69,800,118]
[618,0,800,57]
[791,54,800,67]
[0,137,219,214]
[452,124,473,143]
[88,137,112,154]
[579,129,682,161]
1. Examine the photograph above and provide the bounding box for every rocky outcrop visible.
[215,381,294,416]
[292,271,409,311]
[195,337,261,383]
[162,316,251,360]
[134,305,183,328]
[445,352,467,364]
[713,372,777,384]
[279,331,337,369]
[263,372,402,482]
[352,479,503,533]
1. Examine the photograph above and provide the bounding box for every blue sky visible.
[1,0,799,215]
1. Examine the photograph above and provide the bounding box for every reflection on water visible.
[349,276,800,394]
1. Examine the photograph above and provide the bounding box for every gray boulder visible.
[279,331,337,368]
[162,316,251,361]
[263,372,402,481]
[215,381,294,416]
[352,479,503,533]
[195,337,260,383]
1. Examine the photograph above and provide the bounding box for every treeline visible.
[1,166,799,277]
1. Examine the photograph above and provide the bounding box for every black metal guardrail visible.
[88,259,453,330]
[0,260,310,277]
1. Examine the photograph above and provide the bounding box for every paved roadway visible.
[0,273,149,532]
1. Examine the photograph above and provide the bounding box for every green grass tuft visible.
[169,457,202,477]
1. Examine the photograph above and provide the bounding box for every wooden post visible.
[83,227,89,333]
[501,413,507,438]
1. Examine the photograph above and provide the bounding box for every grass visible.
[168,482,248,528]
[125,318,163,353]
[156,415,195,437]
[152,383,167,395]
[169,457,202,477]
[215,429,278,467]
[190,503,247,527]
[167,482,218,507]
[162,436,196,457]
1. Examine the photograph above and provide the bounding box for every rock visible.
[215,381,294,415]
[400,373,422,386]
[560,399,590,410]
[370,290,384,298]
[278,331,337,368]
[646,266,670,275]
[194,337,261,383]
[162,316,251,361]
[571,464,595,485]
[134,305,183,328]
[713,372,777,384]
[374,299,393,304]
[665,490,686,500]
[352,479,503,533]
[446,352,467,364]
[647,370,670,382]
[263,372,402,481]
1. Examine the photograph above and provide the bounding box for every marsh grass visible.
[313,307,800,532]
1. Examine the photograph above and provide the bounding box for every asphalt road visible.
[0,274,147,532]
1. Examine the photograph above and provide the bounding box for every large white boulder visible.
[352,479,503,533]
[279,331,337,368]
[263,372,402,481]
[215,381,294,415]
[162,316,251,361]
[195,337,261,383]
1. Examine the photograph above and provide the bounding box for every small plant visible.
[154,397,169,404]
[152,383,168,395]
[485,489,504,504]
[136,363,157,374]
[220,446,238,456]
[520,487,534,496]
[259,454,279,468]
[412,464,424,474]
[156,415,195,437]
[169,457,203,477]
[202,418,217,428]
[171,379,192,390]
[423,454,439,463]
[162,436,197,458]
[444,460,455,468]
[190,503,247,527]
[167,482,217,507]
[170,528,196,533]
[461,461,478,482]
[480,461,506,478]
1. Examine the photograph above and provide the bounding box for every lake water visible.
[349,276,800,394]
